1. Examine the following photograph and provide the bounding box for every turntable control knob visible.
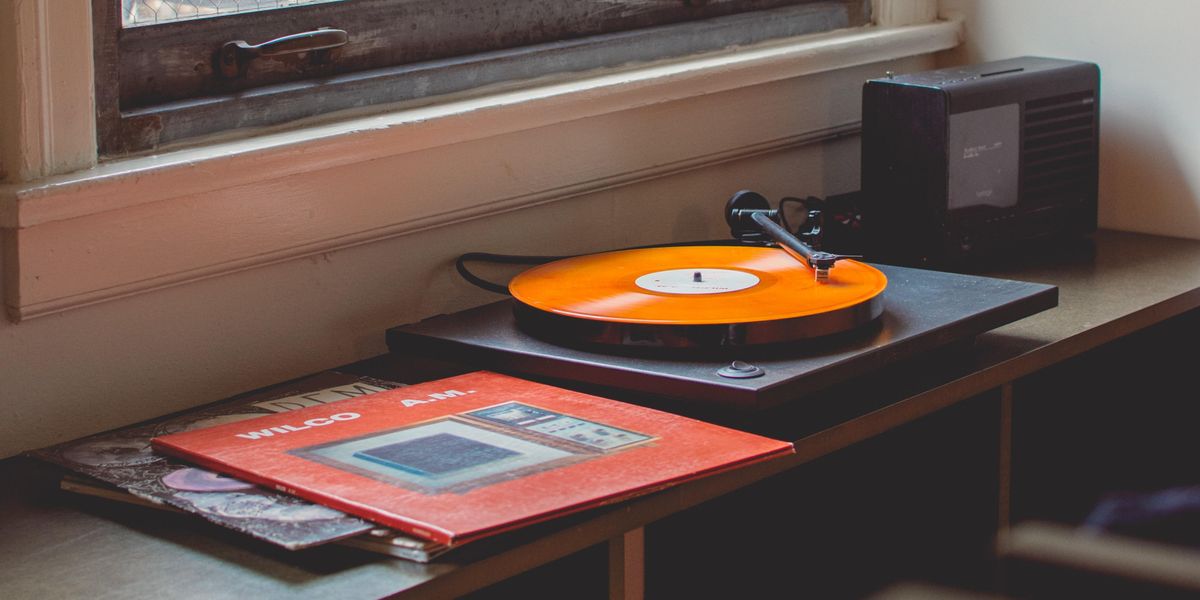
[717,360,765,379]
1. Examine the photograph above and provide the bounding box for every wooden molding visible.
[0,0,96,183]
[2,19,960,321]
[873,0,939,27]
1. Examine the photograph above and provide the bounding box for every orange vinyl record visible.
[508,245,886,348]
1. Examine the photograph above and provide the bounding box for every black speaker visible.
[860,56,1100,268]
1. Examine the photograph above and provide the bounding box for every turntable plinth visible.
[388,263,1057,412]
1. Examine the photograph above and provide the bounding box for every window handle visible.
[218,28,348,78]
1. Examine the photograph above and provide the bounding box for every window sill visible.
[0,18,960,320]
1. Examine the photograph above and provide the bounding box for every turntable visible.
[387,192,1057,412]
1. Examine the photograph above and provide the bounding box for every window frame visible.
[93,0,870,157]
[7,2,956,322]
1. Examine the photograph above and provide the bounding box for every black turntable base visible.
[386,262,1056,413]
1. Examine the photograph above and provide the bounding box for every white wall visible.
[0,140,861,457]
[14,0,1193,458]
[0,154,793,454]
[0,61,913,457]
[939,0,1200,239]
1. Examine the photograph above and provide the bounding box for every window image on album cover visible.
[291,402,654,494]
[293,418,577,494]
[467,402,652,451]
[353,433,520,477]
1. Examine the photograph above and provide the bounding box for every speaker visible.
[860,56,1100,268]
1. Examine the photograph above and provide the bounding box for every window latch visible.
[217,28,349,79]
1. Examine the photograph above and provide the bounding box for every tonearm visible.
[725,190,860,283]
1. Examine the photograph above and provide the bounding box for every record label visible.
[634,268,760,295]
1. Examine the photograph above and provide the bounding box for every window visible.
[121,1,344,26]
[93,0,870,157]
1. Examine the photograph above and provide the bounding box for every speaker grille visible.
[1022,90,1097,202]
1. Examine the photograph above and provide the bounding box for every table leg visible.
[609,527,645,600]
[998,382,1013,532]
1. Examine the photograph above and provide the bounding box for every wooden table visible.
[5,230,1200,599]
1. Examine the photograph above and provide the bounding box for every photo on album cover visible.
[291,401,654,494]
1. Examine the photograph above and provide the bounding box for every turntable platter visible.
[507,245,887,347]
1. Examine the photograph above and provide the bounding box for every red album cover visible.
[152,371,793,546]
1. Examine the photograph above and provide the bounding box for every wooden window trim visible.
[93,0,870,157]
[9,14,960,321]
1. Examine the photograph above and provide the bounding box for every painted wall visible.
[939,0,1200,239]
[18,0,1195,458]
[0,54,933,457]
[0,141,858,457]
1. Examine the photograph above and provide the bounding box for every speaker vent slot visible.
[1022,91,1097,202]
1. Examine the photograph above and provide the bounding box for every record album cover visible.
[27,371,417,551]
[152,371,795,546]
[57,474,448,562]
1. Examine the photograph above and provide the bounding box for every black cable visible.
[455,239,757,295]
[455,252,570,295]
[456,191,840,295]
[777,196,823,234]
